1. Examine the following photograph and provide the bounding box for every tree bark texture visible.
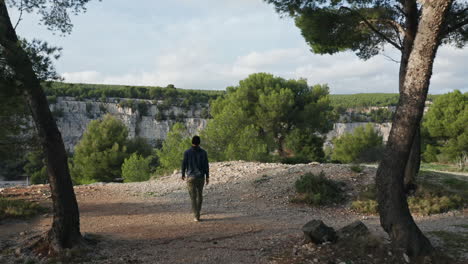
[0,1,82,252]
[399,0,421,193]
[376,0,453,257]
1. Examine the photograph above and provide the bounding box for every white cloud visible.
[50,0,467,94]
[62,45,468,94]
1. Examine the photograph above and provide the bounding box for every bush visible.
[23,151,48,184]
[71,115,129,184]
[292,171,346,206]
[121,154,152,182]
[285,129,325,162]
[156,123,191,172]
[422,90,467,164]
[352,181,466,215]
[350,164,364,173]
[331,124,383,163]
[0,198,46,220]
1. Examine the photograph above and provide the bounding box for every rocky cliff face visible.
[325,122,392,147]
[50,97,393,152]
[50,97,208,151]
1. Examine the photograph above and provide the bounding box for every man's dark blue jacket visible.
[181,146,209,178]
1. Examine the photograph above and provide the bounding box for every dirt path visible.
[1,162,467,263]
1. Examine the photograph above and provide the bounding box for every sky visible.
[10,0,468,94]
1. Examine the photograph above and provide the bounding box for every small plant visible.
[350,164,364,173]
[292,171,346,206]
[352,180,467,215]
[0,198,46,220]
[253,175,271,186]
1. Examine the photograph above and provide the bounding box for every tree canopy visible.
[265,0,467,59]
[71,114,129,183]
[422,90,467,165]
[156,123,192,172]
[331,123,383,163]
[202,73,335,161]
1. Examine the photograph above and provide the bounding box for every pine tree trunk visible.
[399,0,420,194]
[0,1,82,252]
[376,0,453,257]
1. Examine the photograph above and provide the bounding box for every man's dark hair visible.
[192,136,201,145]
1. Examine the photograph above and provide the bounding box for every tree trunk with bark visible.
[376,0,453,258]
[399,0,420,194]
[0,1,82,253]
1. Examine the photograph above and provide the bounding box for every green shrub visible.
[422,90,467,164]
[0,198,46,220]
[352,182,466,215]
[24,151,48,184]
[71,115,129,184]
[292,171,346,206]
[351,200,378,214]
[285,130,325,162]
[350,164,363,173]
[408,193,463,216]
[331,124,383,163]
[31,167,48,184]
[121,154,152,182]
[156,123,191,173]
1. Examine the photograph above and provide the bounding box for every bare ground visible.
[0,162,467,264]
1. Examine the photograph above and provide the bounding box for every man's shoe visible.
[194,218,200,222]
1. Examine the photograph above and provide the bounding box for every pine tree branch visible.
[340,6,403,51]
[446,18,468,33]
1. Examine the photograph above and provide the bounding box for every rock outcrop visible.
[325,122,392,147]
[50,97,208,151]
[49,97,394,152]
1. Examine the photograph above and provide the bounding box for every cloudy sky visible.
[11,0,468,94]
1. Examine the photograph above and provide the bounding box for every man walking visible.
[181,136,209,222]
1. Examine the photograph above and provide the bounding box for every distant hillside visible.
[44,82,442,109]
[329,93,441,109]
[43,82,225,106]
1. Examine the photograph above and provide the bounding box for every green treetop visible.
[202,73,335,161]
[72,114,129,183]
[422,90,467,164]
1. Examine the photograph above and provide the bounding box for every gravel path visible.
[0,161,467,263]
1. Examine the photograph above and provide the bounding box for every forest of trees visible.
[44,82,223,105]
